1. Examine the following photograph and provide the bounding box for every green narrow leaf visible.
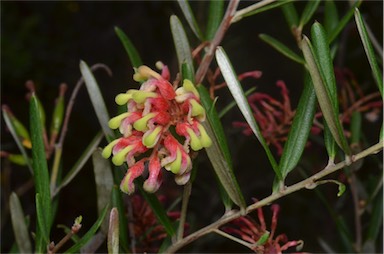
[137,178,176,236]
[30,94,51,252]
[281,2,299,30]
[64,205,109,253]
[2,108,33,174]
[206,0,224,40]
[215,47,280,179]
[279,73,316,179]
[108,207,119,254]
[324,0,339,33]
[299,0,321,28]
[256,231,270,246]
[111,184,129,253]
[181,62,195,83]
[311,22,342,159]
[198,84,245,210]
[177,0,204,40]
[114,27,143,68]
[337,182,346,197]
[232,0,295,23]
[259,34,305,65]
[323,122,337,160]
[55,132,103,195]
[219,87,257,118]
[9,193,32,253]
[93,149,114,234]
[328,0,362,43]
[79,60,114,140]
[170,15,195,74]
[301,36,350,155]
[354,8,383,95]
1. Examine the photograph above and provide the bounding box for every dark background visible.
[1,1,382,253]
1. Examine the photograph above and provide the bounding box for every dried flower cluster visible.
[102,63,212,194]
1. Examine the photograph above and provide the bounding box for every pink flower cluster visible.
[102,63,212,194]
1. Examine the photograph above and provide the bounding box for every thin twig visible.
[165,142,383,253]
[177,181,192,241]
[195,0,240,84]
[349,172,362,252]
[57,63,112,147]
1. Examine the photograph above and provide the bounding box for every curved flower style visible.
[102,63,212,194]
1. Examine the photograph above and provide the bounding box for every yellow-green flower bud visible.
[120,172,134,194]
[102,139,120,159]
[167,148,182,174]
[108,113,131,129]
[187,128,203,151]
[133,113,156,131]
[142,126,162,148]
[190,99,206,121]
[132,91,157,104]
[197,124,212,148]
[183,79,199,98]
[115,91,136,105]
[112,145,134,166]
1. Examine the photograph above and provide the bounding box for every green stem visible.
[177,181,192,241]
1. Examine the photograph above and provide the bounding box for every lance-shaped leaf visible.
[354,8,383,95]
[10,192,32,253]
[177,0,203,40]
[114,26,143,68]
[64,205,109,253]
[232,0,295,23]
[30,94,52,252]
[311,22,341,159]
[170,15,194,74]
[215,47,280,178]
[80,60,114,140]
[259,34,305,65]
[324,0,339,33]
[281,2,299,30]
[206,0,224,40]
[198,84,245,210]
[328,1,361,43]
[93,149,114,234]
[279,73,316,179]
[54,132,103,196]
[298,0,320,28]
[108,208,119,254]
[301,36,350,155]
[2,107,33,174]
[219,87,257,118]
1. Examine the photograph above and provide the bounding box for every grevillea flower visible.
[222,201,304,254]
[233,81,295,155]
[102,62,212,194]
